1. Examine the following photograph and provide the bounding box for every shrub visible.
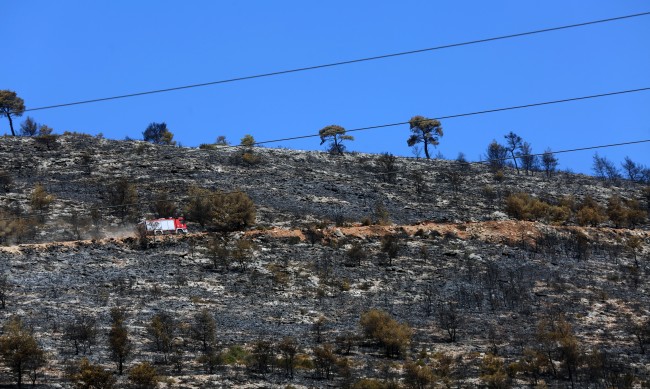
[185,187,256,231]
[30,184,55,212]
[505,193,571,224]
[67,358,115,389]
[0,212,37,245]
[377,153,398,183]
[607,196,647,228]
[359,309,412,358]
[220,346,249,365]
[312,343,337,379]
[106,178,138,222]
[575,198,606,226]
[128,362,158,389]
[150,190,177,218]
[404,360,435,388]
[347,242,366,266]
[480,354,510,388]
[352,379,391,389]
[34,128,59,150]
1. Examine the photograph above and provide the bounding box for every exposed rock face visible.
[0,134,648,387]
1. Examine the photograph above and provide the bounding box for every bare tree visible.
[542,149,559,178]
[520,142,539,175]
[191,308,216,352]
[64,314,98,355]
[504,132,523,174]
[108,308,132,375]
[438,301,460,342]
[278,336,298,378]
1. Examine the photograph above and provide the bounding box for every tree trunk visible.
[7,114,15,136]
[510,151,520,173]
[423,140,430,159]
[17,362,22,388]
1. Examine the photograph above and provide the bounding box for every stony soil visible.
[0,134,648,388]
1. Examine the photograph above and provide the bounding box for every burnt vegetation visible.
[0,134,648,387]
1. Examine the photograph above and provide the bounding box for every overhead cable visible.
[17,11,650,114]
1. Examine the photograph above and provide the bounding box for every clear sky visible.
[3,1,649,173]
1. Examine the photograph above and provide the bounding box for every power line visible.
[19,11,650,114]
[475,139,650,165]
[2,137,648,223]
[253,87,650,146]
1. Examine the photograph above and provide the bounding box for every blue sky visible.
[3,1,649,173]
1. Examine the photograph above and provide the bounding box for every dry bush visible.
[150,190,178,218]
[359,309,412,358]
[66,358,116,389]
[128,362,159,389]
[185,186,256,231]
[0,211,37,245]
[30,184,55,212]
[480,354,509,388]
[576,196,606,227]
[505,193,570,223]
[576,206,606,227]
[377,152,398,183]
[106,178,138,222]
[607,195,647,228]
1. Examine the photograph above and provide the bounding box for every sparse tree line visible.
[0,302,647,387]
[484,132,560,178]
[0,209,648,386]
[3,88,649,184]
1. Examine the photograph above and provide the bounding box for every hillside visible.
[0,134,648,388]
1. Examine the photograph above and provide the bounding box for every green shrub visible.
[221,346,249,365]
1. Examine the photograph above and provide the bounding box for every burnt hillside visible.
[0,134,648,388]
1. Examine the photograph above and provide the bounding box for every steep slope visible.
[0,134,648,388]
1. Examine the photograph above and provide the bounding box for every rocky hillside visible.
[0,134,648,388]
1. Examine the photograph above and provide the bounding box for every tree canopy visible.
[407,115,443,159]
[0,316,46,388]
[142,122,176,145]
[19,117,38,137]
[319,125,353,155]
[0,90,25,136]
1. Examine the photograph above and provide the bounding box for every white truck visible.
[141,217,188,235]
